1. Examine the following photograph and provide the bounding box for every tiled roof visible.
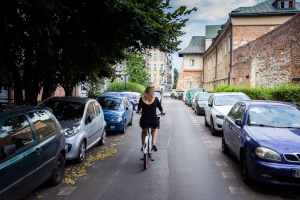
[178,36,205,57]
[230,0,300,16]
[205,25,223,39]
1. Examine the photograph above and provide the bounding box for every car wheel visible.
[120,120,126,134]
[98,128,106,146]
[222,137,230,154]
[76,141,86,163]
[204,114,209,127]
[241,152,252,184]
[48,153,65,185]
[128,115,133,126]
[210,117,217,136]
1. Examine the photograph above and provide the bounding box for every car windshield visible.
[98,98,124,110]
[215,95,249,106]
[42,101,84,122]
[197,93,210,101]
[247,105,300,128]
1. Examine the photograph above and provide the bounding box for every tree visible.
[0,0,197,105]
[173,68,179,89]
[125,54,149,86]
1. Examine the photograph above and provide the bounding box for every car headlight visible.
[111,117,122,122]
[216,114,225,119]
[255,147,281,162]
[65,125,81,137]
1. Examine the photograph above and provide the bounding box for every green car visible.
[185,88,205,107]
[0,106,67,200]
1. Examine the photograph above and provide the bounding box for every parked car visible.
[0,106,66,199]
[38,97,106,163]
[222,100,300,186]
[96,95,133,134]
[185,88,205,107]
[122,91,141,110]
[192,92,211,115]
[204,92,250,135]
[154,91,162,103]
[163,92,171,97]
[105,92,136,110]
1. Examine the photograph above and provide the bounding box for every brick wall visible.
[176,61,202,91]
[231,13,300,87]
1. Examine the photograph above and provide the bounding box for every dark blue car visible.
[96,95,133,134]
[222,100,300,186]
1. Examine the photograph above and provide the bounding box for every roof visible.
[230,0,300,16]
[178,36,206,57]
[205,25,223,39]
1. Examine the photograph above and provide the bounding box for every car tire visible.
[76,141,86,163]
[222,137,230,154]
[98,129,106,146]
[49,153,65,185]
[120,120,126,134]
[210,117,217,136]
[240,152,252,184]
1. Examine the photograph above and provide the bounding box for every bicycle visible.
[140,113,162,170]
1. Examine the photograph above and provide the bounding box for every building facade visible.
[203,0,300,91]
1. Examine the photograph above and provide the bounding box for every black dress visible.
[138,97,163,129]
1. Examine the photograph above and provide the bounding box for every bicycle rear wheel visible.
[143,153,148,169]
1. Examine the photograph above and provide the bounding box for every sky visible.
[169,0,300,71]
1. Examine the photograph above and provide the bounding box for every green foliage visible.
[105,82,145,94]
[173,68,179,89]
[214,85,300,106]
[125,54,150,86]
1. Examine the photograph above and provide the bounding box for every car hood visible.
[215,105,233,115]
[245,126,300,152]
[59,121,81,129]
[103,109,123,117]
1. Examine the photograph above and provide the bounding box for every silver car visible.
[38,97,106,163]
[204,92,250,135]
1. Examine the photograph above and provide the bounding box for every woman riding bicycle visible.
[136,86,165,151]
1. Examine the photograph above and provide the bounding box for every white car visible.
[204,92,250,135]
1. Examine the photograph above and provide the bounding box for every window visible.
[93,101,101,116]
[148,53,152,60]
[86,102,95,120]
[279,0,294,9]
[154,53,157,60]
[29,110,57,140]
[190,59,194,66]
[154,64,157,71]
[160,53,164,60]
[0,114,34,158]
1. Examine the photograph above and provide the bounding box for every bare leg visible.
[141,128,147,145]
[151,128,158,145]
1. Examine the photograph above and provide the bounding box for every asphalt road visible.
[23,98,300,200]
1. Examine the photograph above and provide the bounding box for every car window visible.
[215,95,248,106]
[86,102,95,119]
[93,101,101,116]
[197,93,210,101]
[0,114,34,159]
[28,110,57,140]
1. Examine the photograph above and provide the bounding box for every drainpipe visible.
[228,21,233,85]
[214,45,217,90]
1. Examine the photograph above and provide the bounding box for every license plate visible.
[292,169,300,178]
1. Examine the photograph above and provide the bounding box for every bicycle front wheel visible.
[143,153,148,169]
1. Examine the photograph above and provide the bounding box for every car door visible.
[0,113,42,199]
[93,100,105,137]
[205,95,214,125]
[85,101,100,147]
[231,103,246,157]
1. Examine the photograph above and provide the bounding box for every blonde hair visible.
[142,86,155,102]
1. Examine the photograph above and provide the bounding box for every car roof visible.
[212,92,247,96]
[242,99,298,107]
[40,96,93,104]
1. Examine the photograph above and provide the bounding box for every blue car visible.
[222,100,300,186]
[105,92,136,110]
[96,95,133,134]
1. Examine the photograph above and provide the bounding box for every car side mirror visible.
[235,119,242,127]
[208,102,212,107]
